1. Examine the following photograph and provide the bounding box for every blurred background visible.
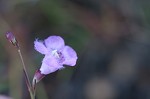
[0,0,150,99]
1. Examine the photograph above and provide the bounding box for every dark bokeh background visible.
[0,0,150,99]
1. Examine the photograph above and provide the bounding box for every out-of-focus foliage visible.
[0,0,150,99]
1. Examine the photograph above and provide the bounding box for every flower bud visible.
[5,31,19,48]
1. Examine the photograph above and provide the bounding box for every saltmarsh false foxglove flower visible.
[34,35,78,75]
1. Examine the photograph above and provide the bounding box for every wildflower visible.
[34,36,78,75]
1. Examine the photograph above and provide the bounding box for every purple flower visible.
[34,36,78,75]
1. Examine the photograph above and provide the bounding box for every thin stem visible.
[23,69,34,99]
[30,91,35,99]
[18,49,32,88]
[17,49,35,99]
[33,80,37,99]
[5,32,35,99]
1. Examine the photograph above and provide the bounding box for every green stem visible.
[30,90,35,99]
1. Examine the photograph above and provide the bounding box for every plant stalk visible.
[18,49,35,99]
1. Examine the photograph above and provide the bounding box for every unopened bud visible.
[32,70,45,87]
[5,31,19,48]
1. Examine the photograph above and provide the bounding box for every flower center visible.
[52,50,60,58]
[51,50,65,64]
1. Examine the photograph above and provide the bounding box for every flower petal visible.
[40,55,63,74]
[44,36,65,50]
[40,62,58,75]
[34,40,48,54]
[62,46,78,66]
